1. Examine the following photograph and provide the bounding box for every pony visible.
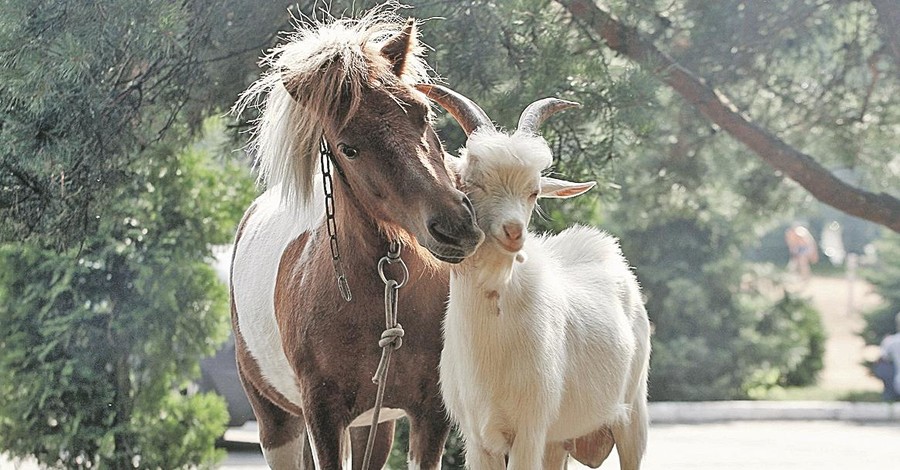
[230,10,483,469]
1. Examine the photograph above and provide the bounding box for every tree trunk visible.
[557,0,900,233]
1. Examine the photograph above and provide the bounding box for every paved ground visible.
[571,420,900,470]
[212,419,900,470]
[6,417,897,469]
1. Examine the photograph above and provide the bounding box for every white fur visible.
[442,130,650,469]
[232,184,324,408]
[263,432,309,469]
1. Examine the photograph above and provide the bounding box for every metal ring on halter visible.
[336,274,352,302]
[377,249,409,288]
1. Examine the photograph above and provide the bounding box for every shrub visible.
[618,217,825,401]
[861,232,900,346]
[0,123,254,468]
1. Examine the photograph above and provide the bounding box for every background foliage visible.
[0,119,254,467]
[2,0,895,467]
[0,0,263,466]
[862,232,900,345]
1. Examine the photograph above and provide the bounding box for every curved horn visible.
[516,98,581,136]
[415,84,493,136]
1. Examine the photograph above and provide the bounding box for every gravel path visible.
[795,275,883,392]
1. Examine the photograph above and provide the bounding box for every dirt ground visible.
[793,275,883,392]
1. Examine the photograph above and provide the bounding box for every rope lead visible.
[361,242,408,470]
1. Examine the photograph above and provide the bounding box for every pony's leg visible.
[506,428,544,470]
[239,375,313,469]
[349,421,395,470]
[302,400,352,470]
[542,441,568,470]
[405,411,450,469]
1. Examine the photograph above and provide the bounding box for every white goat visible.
[417,84,650,470]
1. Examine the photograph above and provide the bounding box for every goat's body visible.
[443,225,650,469]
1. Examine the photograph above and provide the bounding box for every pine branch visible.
[557,0,900,233]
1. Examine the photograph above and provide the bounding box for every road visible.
[212,419,900,470]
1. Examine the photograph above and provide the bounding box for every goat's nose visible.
[503,222,523,242]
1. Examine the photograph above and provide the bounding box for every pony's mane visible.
[233,7,432,209]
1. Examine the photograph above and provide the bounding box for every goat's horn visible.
[415,84,493,136]
[516,98,581,136]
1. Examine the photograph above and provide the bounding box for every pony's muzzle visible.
[425,194,484,263]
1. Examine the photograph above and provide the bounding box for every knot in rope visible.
[378,325,404,349]
[362,241,409,470]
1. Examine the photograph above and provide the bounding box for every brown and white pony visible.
[230,11,483,469]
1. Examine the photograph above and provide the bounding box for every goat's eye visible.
[337,143,359,160]
[529,191,539,200]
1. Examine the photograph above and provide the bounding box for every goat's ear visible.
[539,177,596,199]
[444,153,465,189]
[380,18,417,78]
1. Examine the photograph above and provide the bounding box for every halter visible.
[319,136,408,469]
[319,136,352,302]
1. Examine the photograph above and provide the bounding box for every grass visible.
[759,385,883,402]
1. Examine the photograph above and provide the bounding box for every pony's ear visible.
[380,18,417,78]
[539,177,596,199]
[282,71,303,102]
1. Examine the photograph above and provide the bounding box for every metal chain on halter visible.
[319,136,352,302]
[361,240,408,470]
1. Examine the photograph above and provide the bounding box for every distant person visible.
[785,224,818,279]
[877,312,900,401]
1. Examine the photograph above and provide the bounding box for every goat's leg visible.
[506,429,544,470]
[542,441,568,470]
[349,421,395,470]
[464,442,506,470]
[611,398,648,470]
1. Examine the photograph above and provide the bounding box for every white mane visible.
[233,7,431,210]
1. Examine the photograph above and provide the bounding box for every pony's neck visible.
[316,180,438,289]
[325,181,385,267]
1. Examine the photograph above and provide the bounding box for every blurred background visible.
[0,0,897,468]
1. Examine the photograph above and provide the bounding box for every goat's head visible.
[417,84,595,255]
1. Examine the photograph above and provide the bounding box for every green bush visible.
[617,218,825,401]
[737,293,826,395]
[0,122,254,468]
[764,295,826,387]
[861,232,900,346]
[387,419,465,469]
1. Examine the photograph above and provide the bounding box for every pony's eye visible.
[338,143,359,160]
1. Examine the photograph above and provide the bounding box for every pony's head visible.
[236,11,483,263]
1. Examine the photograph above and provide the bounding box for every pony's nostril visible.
[461,195,476,220]
[428,220,460,246]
